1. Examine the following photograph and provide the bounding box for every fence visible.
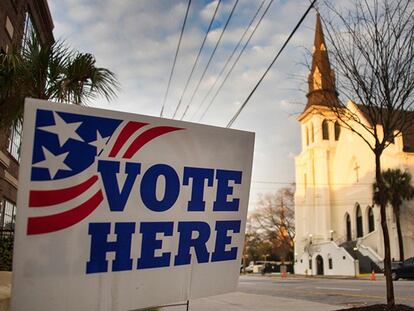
[0,229,14,271]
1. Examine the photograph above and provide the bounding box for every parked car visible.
[245,262,255,273]
[391,257,414,280]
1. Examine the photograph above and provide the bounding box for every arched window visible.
[310,123,314,143]
[345,213,351,241]
[368,207,375,233]
[306,127,309,146]
[322,119,329,140]
[334,121,341,141]
[356,204,363,238]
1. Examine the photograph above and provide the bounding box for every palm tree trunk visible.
[375,152,395,306]
[395,211,404,262]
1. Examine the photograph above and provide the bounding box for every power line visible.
[159,0,192,117]
[171,0,222,119]
[198,0,275,122]
[192,0,267,121]
[179,0,240,121]
[226,0,318,128]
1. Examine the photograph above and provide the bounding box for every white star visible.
[38,112,84,146]
[89,130,110,155]
[33,147,71,179]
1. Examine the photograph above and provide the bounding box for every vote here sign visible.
[11,98,254,311]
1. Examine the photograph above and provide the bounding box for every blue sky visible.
[48,0,321,209]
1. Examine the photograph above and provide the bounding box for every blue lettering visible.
[141,164,180,212]
[137,222,173,269]
[183,167,214,211]
[211,220,240,262]
[86,222,135,273]
[213,170,242,211]
[98,160,141,212]
[174,221,210,265]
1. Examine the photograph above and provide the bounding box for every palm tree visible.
[0,32,119,128]
[373,169,414,261]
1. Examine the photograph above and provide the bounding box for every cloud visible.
[49,0,323,206]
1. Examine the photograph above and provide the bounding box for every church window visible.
[304,174,307,192]
[334,121,340,140]
[306,127,309,146]
[356,204,363,238]
[345,213,351,241]
[368,207,375,233]
[313,66,322,90]
[310,123,314,143]
[322,120,329,140]
[309,259,312,270]
[328,258,333,269]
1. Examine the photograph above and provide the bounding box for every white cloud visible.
[48,0,327,206]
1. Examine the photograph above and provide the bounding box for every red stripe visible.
[29,175,98,207]
[109,121,148,157]
[27,190,103,235]
[123,126,183,159]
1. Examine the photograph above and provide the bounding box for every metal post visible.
[186,300,189,311]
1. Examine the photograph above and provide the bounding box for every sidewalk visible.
[262,272,384,281]
[0,272,11,311]
[163,292,337,311]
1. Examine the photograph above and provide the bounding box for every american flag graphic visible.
[27,109,182,235]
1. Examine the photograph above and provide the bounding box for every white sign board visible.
[12,99,255,311]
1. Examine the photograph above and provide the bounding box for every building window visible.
[0,199,16,230]
[309,259,312,270]
[328,258,333,269]
[304,174,307,192]
[356,204,363,238]
[310,123,314,143]
[8,120,22,161]
[322,119,329,140]
[346,213,352,241]
[368,207,375,233]
[334,121,340,141]
[22,11,39,52]
[306,127,309,146]
[5,16,14,40]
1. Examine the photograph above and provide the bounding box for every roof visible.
[355,104,414,152]
[303,13,339,113]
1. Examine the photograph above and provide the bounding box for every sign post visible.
[11,98,255,311]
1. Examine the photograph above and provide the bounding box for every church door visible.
[316,255,324,275]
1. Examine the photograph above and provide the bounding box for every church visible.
[294,13,414,276]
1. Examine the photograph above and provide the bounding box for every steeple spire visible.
[304,12,339,112]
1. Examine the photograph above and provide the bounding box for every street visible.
[165,275,414,310]
[237,275,414,308]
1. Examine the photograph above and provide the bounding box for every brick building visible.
[0,0,54,233]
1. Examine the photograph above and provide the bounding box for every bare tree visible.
[321,0,414,305]
[250,186,295,262]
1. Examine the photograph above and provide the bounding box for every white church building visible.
[294,14,414,276]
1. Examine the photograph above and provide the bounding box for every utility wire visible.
[226,0,318,128]
[171,0,222,119]
[179,0,240,120]
[192,0,267,121]
[159,0,192,117]
[198,0,274,122]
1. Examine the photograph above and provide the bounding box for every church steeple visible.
[304,13,339,112]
